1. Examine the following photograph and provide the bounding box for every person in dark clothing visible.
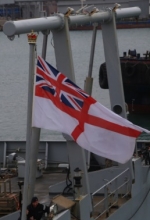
[27,197,49,220]
[142,147,150,165]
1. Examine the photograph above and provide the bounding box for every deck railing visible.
[92,168,130,219]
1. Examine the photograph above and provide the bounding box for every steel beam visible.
[3,7,141,37]
[52,16,92,214]
[101,11,126,118]
[21,42,36,220]
[3,15,64,37]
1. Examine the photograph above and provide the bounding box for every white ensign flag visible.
[32,56,149,163]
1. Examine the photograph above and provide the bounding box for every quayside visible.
[2,4,150,220]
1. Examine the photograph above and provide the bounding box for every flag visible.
[32,56,149,164]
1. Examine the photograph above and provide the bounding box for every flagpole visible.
[21,31,38,220]
[27,30,50,202]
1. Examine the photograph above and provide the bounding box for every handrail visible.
[92,168,129,196]
[92,168,130,219]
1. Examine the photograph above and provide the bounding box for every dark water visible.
[0,28,150,140]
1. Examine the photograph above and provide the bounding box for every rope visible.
[13,195,20,210]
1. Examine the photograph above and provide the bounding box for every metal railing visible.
[92,168,130,219]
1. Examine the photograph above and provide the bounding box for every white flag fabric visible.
[32,56,149,164]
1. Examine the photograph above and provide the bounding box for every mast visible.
[21,31,38,220]
[3,6,141,220]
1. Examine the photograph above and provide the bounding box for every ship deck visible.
[10,169,66,206]
[6,168,130,220]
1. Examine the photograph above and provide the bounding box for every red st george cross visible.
[35,56,141,140]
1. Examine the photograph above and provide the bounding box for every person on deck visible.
[26,197,49,220]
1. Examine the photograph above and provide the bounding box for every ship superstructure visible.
[1,4,150,220]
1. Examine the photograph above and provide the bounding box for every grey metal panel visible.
[0,142,4,163]
[47,141,68,163]
[0,211,20,220]
[53,210,71,220]
[0,141,68,165]
[107,158,150,220]
[107,181,150,220]
[89,167,130,194]
[6,141,46,160]
[142,166,150,183]
[6,141,26,152]
[132,158,143,196]
[38,141,47,160]
[79,195,91,220]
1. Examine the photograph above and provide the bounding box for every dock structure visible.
[57,0,149,18]
[0,0,57,20]
[0,0,149,20]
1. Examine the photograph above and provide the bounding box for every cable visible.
[62,167,74,194]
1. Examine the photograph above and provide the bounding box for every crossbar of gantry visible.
[3,7,141,37]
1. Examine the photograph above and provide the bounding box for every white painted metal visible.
[3,142,7,168]
[21,42,36,220]
[45,142,48,169]
[3,7,141,37]
[3,15,64,37]
[101,11,126,118]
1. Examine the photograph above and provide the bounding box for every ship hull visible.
[99,55,150,117]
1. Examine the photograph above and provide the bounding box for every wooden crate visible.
[0,179,19,215]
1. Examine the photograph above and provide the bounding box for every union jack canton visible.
[35,56,95,112]
[35,56,96,141]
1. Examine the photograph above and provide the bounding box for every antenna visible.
[80,0,86,8]
[76,4,88,14]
